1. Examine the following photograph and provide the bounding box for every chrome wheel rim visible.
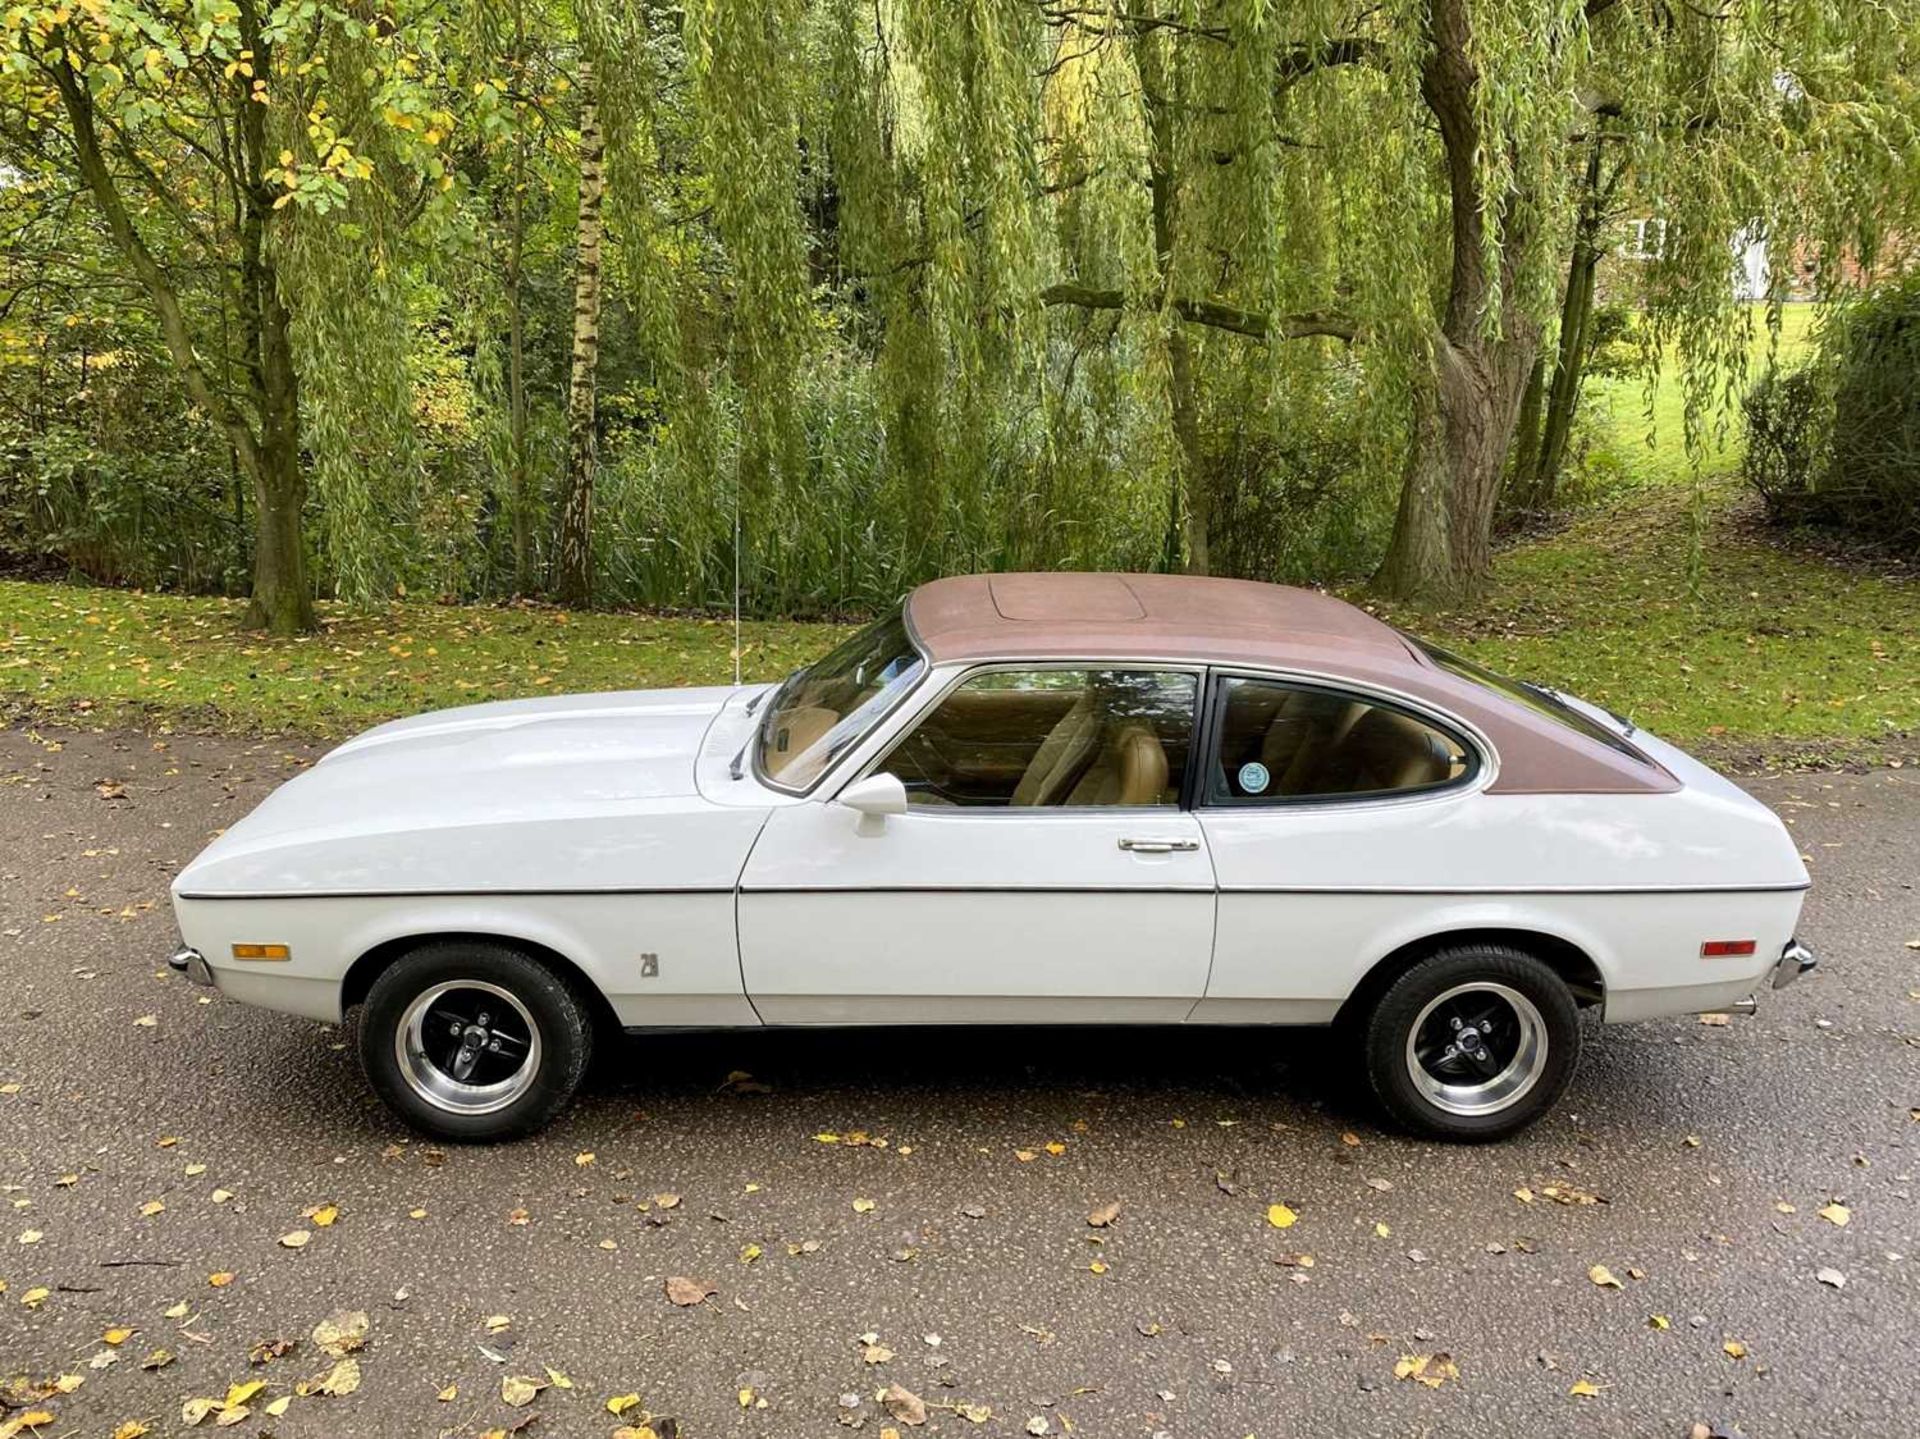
[395,980,542,1116]
[1405,982,1547,1117]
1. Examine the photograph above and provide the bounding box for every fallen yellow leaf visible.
[1587,1263,1624,1289]
[501,1375,544,1407]
[1568,1378,1602,1398]
[1266,1203,1297,1229]
[1818,1202,1851,1227]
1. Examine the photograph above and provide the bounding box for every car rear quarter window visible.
[1204,676,1475,804]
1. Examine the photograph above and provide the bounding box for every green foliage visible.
[1741,278,1920,551]
[1824,277,1920,550]
[7,469,1912,761]
[2,1,1917,619]
[1365,479,1918,760]
[1740,367,1829,522]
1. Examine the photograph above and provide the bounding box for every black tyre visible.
[358,941,594,1142]
[1360,945,1580,1142]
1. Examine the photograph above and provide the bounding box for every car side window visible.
[883,669,1197,808]
[1206,677,1473,803]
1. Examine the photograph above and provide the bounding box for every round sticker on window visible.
[1237,761,1271,795]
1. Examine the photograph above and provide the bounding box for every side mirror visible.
[838,772,908,835]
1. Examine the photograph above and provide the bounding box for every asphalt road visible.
[0,723,1915,1439]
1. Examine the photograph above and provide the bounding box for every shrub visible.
[1740,367,1830,525]
[1741,277,1920,552]
[1824,278,1920,550]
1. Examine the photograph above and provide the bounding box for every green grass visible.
[5,492,1912,765]
[1364,480,1917,763]
[0,585,841,735]
[1582,303,1819,491]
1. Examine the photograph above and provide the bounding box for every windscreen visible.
[755,612,925,791]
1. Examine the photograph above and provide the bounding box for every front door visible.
[738,666,1216,1024]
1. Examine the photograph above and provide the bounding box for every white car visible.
[169,574,1815,1142]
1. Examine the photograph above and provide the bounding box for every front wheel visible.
[1360,945,1580,1142]
[359,942,594,1142]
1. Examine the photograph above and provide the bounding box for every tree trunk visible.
[1514,134,1606,513]
[49,41,314,632]
[1373,0,1540,603]
[1532,241,1602,505]
[1136,16,1209,575]
[1508,354,1546,500]
[507,0,534,594]
[1375,332,1535,599]
[555,58,606,610]
[243,258,315,634]
[246,435,314,634]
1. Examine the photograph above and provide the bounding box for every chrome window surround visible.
[820,657,1499,816]
[1196,670,1487,811]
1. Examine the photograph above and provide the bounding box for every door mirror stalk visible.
[838,773,909,835]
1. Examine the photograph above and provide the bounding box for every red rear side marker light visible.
[1701,940,1757,958]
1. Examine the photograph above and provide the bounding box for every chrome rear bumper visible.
[1772,939,1817,990]
[168,945,215,987]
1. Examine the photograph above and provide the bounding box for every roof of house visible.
[905,572,1412,669]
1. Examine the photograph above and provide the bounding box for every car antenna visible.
[732,474,742,688]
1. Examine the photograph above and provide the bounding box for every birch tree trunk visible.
[506,0,534,594]
[555,57,607,609]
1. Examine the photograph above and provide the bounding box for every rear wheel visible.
[1360,945,1580,1142]
[359,942,593,1142]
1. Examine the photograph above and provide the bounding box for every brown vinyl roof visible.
[903,573,1678,795]
[907,573,1411,669]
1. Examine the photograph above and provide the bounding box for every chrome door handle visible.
[1118,837,1200,853]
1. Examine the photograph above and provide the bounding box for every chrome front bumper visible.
[1772,938,1817,990]
[168,945,215,987]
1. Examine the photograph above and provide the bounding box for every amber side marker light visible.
[231,943,291,961]
[1700,940,1757,958]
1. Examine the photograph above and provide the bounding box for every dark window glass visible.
[1406,638,1648,761]
[884,669,1197,808]
[1206,677,1472,803]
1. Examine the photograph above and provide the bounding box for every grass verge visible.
[1366,481,1915,768]
[4,478,1912,770]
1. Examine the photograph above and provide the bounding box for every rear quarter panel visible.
[1195,781,1808,1023]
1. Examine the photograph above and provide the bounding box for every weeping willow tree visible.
[666,0,1917,603]
[1,0,457,632]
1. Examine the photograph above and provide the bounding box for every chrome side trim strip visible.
[1216,881,1812,896]
[178,880,1809,900]
[175,887,736,901]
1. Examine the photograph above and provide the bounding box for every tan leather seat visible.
[1064,723,1169,806]
[1276,698,1367,794]
[1010,692,1101,806]
[1327,708,1455,792]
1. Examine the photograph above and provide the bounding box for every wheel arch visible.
[343,931,622,1039]
[1334,926,1606,1030]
